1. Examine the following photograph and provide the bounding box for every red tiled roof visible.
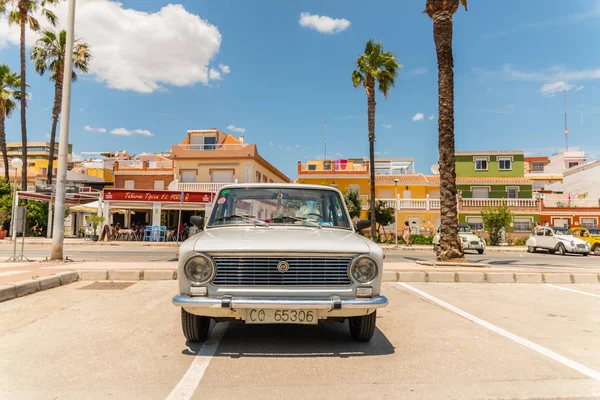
[375,174,439,185]
[181,136,189,145]
[524,156,549,162]
[223,135,242,145]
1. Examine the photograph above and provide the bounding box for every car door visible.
[543,228,556,249]
[533,228,546,248]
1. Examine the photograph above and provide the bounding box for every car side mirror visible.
[190,216,204,230]
[356,220,371,231]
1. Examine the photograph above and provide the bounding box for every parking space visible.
[1,281,599,399]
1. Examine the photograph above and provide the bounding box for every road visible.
[1,244,599,270]
[1,281,599,399]
[385,249,600,270]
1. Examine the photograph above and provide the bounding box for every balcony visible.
[542,199,599,208]
[361,196,441,211]
[172,143,256,159]
[460,198,538,208]
[177,182,230,193]
[114,160,173,172]
[298,160,369,174]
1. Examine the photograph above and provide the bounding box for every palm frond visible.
[351,70,364,88]
[27,14,40,31]
[8,10,20,26]
[460,0,468,11]
[41,7,57,26]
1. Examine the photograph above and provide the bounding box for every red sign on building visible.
[103,189,213,203]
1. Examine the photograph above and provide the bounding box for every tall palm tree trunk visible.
[433,10,463,260]
[0,115,8,180]
[47,75,63,184]
[19,9,28,190]
[366,78,377,240]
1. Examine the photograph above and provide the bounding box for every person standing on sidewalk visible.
[403,221,411,246]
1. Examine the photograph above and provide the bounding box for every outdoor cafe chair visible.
[158,226,167,242]
[143,226,153,242]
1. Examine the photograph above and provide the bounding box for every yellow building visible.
[297,158,441,235]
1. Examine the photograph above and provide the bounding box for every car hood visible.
[556,235,587,245]
[460,233,483,241]
[190,226,373,254]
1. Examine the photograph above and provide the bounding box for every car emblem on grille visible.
[277,260,290,273]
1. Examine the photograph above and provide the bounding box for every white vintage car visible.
[526,226,590,256]
[173,184,388,343]
[432,224,486,254]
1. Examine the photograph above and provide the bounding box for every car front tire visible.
[181,308,211,342]
[527,246,535,253]
[477,249,484,255]
[594,246,600,256]
[349,311,377,342]
[557,244,567,256]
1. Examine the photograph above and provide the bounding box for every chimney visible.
[239,136,244,144]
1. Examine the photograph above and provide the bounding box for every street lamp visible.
[394,178,399,247]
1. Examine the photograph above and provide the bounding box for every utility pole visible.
[564,88,569,151]
[51,0,76,260]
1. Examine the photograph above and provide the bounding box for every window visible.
[581,218,597,228]
[513,217,532,232]
[553,218,569,228]
[348,184,360,194]
[323,161,332,171]
[498,157,512,171]
[531,163,544,172]
[256,172,262,182]
[506,186,519,199]
[308,164,316,171]
[466,216,484,231]
[154,180,164,190]
[180,170,197,183]
[262,175,268,183]
[211,170,234,182]
[124,180,135,189]
[269,179,274,183]
[568,162,579,168]
[474,157,488,171]
[203,136,217,150]
[471,187,490,198]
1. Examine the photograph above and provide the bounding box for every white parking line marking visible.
[397,283,600,382]
[165,322,229,400]
[545,284,600,298]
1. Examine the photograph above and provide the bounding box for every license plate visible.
[246,309,318,325]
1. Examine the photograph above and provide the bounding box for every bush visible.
[410,234,434,245]
[514,237,526,246]
[481,206,513,246]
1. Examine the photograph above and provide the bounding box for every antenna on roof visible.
[323,120,327,160]
[580,94,584,153]
[564,88,569,151]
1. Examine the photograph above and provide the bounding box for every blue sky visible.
[1,0,599,179]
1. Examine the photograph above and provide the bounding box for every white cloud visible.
[227,125,246,133]
[84,125,107,133]
[540,81,573,97]
[428,115,434,120]
[298,12,350,34]
[576,85,585,91]
[268,142,273,146]
[219,64,230,74]
[0,1,225,93]
[208,68,222,80]
[296,144,300,148]
[374,151,381,156]
[382,123,392,129]
[110,128,131,136]
[132,129,153,137]
[412,113,424,121]
[406,67,428,76]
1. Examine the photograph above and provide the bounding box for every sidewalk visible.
[0,238,178,247]
[381,244,527,252]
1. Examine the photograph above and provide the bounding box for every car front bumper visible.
[173,294,388,319]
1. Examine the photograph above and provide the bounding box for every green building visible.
[455,150,539,236]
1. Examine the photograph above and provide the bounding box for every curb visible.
[383,271,600,284]
[416,261,491,268]
[381,245,527,253]
[0,271,78,303]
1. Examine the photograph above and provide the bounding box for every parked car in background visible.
[433,224,486,254]
[526,226,590,256]
[571,227,600,256]
[173,184,388,343]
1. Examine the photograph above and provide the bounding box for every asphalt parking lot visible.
[1,281,599,399]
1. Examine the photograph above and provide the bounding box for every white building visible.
[544,150,587,175]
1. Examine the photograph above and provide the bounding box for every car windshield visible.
[553,228,572,236]
[458,226,472,234]
[207,187,351,229]
[588,229,600,236]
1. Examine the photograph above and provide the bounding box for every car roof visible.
[218,183,341,192]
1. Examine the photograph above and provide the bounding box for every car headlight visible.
[350,256,379,284]
[462,237,468,242]
[184,254,215,284]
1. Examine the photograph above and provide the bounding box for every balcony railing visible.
[360,196,440,211]
[543,199,600,208]
[177,182,230,193]
[147,160,173,169]
[115,160,173,171]
[461,198,538,208]
[117,160,143,168]
[176,144,247,151]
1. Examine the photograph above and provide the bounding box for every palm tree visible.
[3,0,60,189]
[425,0,467,260]
[0,64,22,180]
[352,39,400,240]
[31,29,91,184]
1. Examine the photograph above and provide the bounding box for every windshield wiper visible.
[214,214,268,226]
[271,215,321,229]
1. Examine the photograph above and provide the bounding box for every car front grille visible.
[211,256,353,286]
[470,241,480,245]
[577,244,587,249]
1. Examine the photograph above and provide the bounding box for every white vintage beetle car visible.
[173,184,388,343]
[526,226,590,256]
[433,224,486,254]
